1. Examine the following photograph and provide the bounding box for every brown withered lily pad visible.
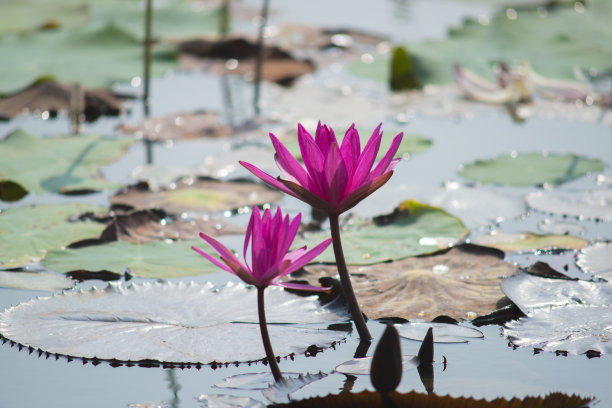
[274,390,592,408]
[117,111,232,142]
[69,209,244,247]
[178,37,315,85]
[0,79,124,122]
[299,244,515,321]
[110,178,283,215]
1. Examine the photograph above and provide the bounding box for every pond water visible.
[1,0,611,407]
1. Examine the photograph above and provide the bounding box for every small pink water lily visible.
[240,122,403,215]
[192,206,331,290]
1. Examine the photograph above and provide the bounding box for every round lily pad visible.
[0,128,133,194]
[395,322,483,344]
[0,281,348,364]
[577,242,612,279]
[526,189,612,221]
[470,232,588,253]
[0,203,105,268]
[297,200,469,265]
[42,240,221,278]
[111,178,283,215]
[458,152,604,187]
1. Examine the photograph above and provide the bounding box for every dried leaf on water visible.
[470,232,588,253]
[111,178,283,215]
[301,244,514,321]
[0,282,349,364]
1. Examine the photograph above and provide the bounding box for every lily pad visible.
[0,271,75,291]
[0,180,28,202]
[470,232,588,253]
[0,128,133,194]
[0,203,105,268]
[501,272,612,315]
[117,112,232,142]
[111,178,283,215]
[0,23,176,93]
[301,244,514,321]
[0,281,349,363]
[459,152,604,187]
[335,355,419,376]
[526,189,612,221]
[297,200,469,265]
[577,242,612,279]
[395,322,483,344]
[504,305,612,355]
[42,240,221,278]
[350,0,612,85]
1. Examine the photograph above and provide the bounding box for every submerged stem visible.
[328,214,372,340]
[257,287,283,382]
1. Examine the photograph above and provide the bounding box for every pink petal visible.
[270,134,310,187]
[315,122,336,156]
[243,206,259,262]
[340,124,360,175]
[339,171,393,214]
[323,142,349,206]
[273,281,331,291]
[279,179,338,213]
[349,124,382,191]
[297,125,326,197]
[198,232,243,268]
[369,132,403,181]
[240,161,299,198]
[191,245,236,275]
[280,238,333,277]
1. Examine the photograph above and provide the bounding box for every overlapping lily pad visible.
[350,0,612,85]
[111,178,283,214]
[0,203,105,268]
[42,240,219,278]
[0,128,133,194]
[458,152,604,187]
[470,232,588,253]
[526,189,612,221]
[0,281,349,363]
[577,242,612,279]
[297,200,469,265]
[301,244,513,321]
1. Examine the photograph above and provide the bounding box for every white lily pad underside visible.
[0,281,349,364]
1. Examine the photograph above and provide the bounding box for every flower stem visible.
[257,287,283,382]
[328,214,372,340]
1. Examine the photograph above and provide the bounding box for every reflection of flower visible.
[192,206,331,290]
[240,122,403,215]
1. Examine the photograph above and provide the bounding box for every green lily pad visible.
[297,200,469,265]
[0,203,105,268]
[458,152,604,187]
[0,128,133,194]
[278,128,431,162]
[350,0,612,85]
[42,240,222,278]
[470,232,588,253]
[0,23,176,93]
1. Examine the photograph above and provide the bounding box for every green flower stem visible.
[329,214,372,340]
[257,287,283,382]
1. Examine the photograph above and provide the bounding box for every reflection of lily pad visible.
[0,271,75,291]
[0,203,105,268]
[117,112,232,142]
[297,200,469,265]
[42,240,220,278]
[396,322,483,343]
[335,355,419,376]
[0,282,348,363]
[459,152,604,187]
[111,178,283,215]
[350,0,612,85]
[302,244,513,321]
[526,189,612,221]
[471,232,588,253]
[0,128,133,194]
[577,242,612,279]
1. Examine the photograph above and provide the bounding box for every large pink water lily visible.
[192,207,331,290]
[240,122,403,215]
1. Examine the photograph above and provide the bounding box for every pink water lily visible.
[192,206,331,290]
[240,122,403,215]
